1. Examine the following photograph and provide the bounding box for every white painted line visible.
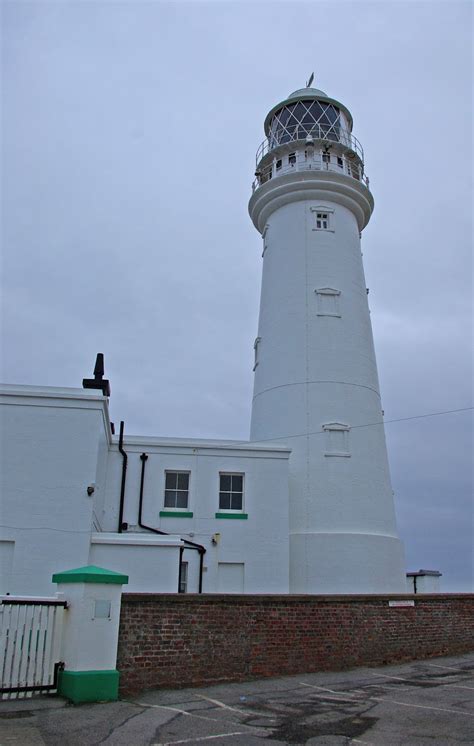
[195,694,244,714]
[424,662,472,672]
[299,682,474,717]
[154,732,249,745]
[134,701,229,724]
[136,700,268,742]
[370,671,474,691]
[369,696,474,717]
[299,682,359,702]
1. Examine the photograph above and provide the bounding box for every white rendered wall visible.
[249,175,406,593]
[89,534,182,593]
[1,385,291,596]
[102,437,291,594]
[0,386,111,596]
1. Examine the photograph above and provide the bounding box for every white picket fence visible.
[0,596,66,699]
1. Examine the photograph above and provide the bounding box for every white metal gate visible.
[0,596,66,699]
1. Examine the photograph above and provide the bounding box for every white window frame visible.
[322,423,351,458]
[310,205,335,232]
[163,470,191,511]
[253,336,261,371]
[315,287,341,318]
[218,472,245,513]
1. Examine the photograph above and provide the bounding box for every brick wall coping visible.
[122,593,474,604]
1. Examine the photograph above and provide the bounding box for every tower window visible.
[322,152,330,164]
[322,423,351,457]
[316,212,329,229]
[164,471,190,509]
[219,473,244,511]
[315,287,341,317]
[288,153,296,165]
[337,156,343,168]
[262,224,269,257]
[276,159,282,171]
[253,336,261,370]
[310,205,335,232]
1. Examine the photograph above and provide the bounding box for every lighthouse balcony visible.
[252,146,369,193]
[257,124,364,163]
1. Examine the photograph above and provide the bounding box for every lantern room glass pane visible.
[269,101,340,148]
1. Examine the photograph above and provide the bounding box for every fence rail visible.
[256,125,364,164]
[252,154,370,192]
[1,596,66,699]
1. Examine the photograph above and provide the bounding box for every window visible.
[323,423,351,457]
[315,287,341,317]
[219,473,244,511]
[253,336,261,370]
[310,206,334,232]
[322,152,330,164]
[316,212,329,229]
[276,158,282,171]
[262,224,269,257]
[337,156,343,168]
[288,152,296,165]
[164,471,190,509]
[179,561,188,593]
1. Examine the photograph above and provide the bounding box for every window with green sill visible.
[215,473,248,518]
[160,471,193,516]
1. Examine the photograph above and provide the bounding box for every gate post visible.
[52,565,128,703]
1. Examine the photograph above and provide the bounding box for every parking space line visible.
[424,662,473,673]
[299,682,360,702]
[370,671,474,690]
[134,701,236,724]
[299,682,474,717]
[195,694,245,714]
[153,732,251,745]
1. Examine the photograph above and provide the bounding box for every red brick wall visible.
[117,594,474,695]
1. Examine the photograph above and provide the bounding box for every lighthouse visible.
[249,81,406,594]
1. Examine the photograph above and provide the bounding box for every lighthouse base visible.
[289,532,406,594]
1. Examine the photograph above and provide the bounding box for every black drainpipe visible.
[137,451,206,593]
[118,421,127,533]
[177,546,184,593]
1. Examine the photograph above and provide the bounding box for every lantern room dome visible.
[287,87,328,98]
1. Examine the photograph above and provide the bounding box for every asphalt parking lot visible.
[1,652,473,745]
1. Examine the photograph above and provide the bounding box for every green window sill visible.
[159,511,193,518]
[215,512,248,520]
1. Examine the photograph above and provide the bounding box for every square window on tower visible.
[311,206,334,232]
[322,423,351,457]
[317,212,329,229]
[315,287,341,317]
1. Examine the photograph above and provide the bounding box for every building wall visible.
[1,385,291,596]
[117,593,474,694]
[0,386,110,595]
[102,438,291,594]
[249,187,405,594]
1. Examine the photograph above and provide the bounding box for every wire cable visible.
[247,406,474,445]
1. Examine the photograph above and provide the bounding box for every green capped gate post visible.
[52,565,128,703]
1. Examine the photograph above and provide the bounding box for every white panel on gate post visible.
[52,565,128,703]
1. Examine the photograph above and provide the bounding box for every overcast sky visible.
[2,0,472,591]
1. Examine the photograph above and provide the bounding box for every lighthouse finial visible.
[306,72,314,88]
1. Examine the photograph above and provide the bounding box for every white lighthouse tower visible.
[249,81,406,594]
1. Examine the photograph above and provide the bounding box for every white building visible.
[1,82,409,596]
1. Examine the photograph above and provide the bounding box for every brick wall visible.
[117,594,474,695]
